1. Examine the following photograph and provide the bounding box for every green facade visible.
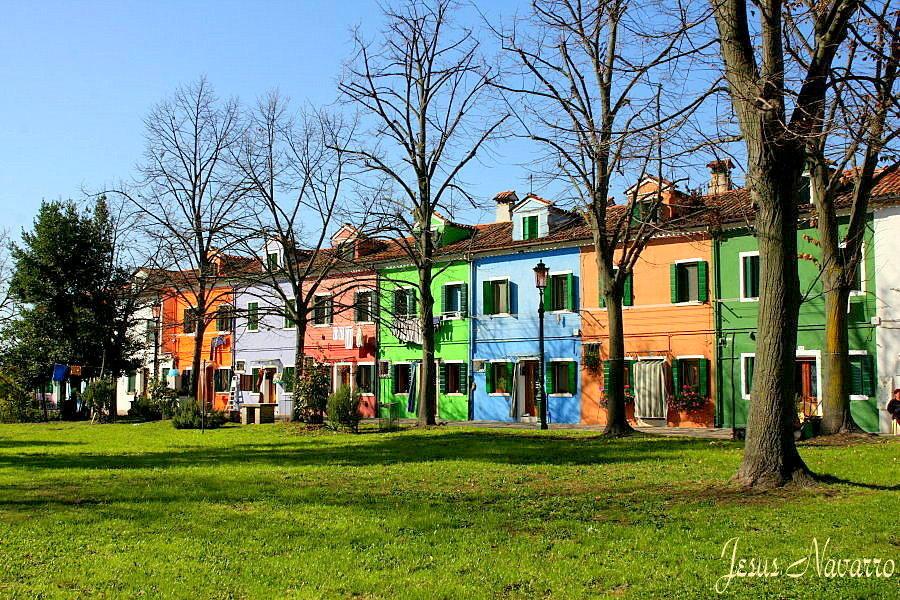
[377,259,471,420]
[714,216,880,432]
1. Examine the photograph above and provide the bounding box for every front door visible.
[795,358,818,418]
[337,365,351,391]
[522,361,538,417]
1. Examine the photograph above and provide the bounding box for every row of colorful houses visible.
[117,163,900,433]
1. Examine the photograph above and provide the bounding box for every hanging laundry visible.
[332,327,343,341]
[355,326,364,348]
[52,364,68,382]
[68,365,82,377]
[344,326,354,349]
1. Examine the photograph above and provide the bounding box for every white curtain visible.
[633,361,667,419]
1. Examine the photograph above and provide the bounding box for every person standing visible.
[887,389,900,435]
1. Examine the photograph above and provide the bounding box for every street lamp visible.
[533,260,550,430]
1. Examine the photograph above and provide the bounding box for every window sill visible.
[445,392,466,397]
[549,310,575,314]
[485,312,512,318]
[312,324,330,328]
[355,321,375,325]
[489,392,511,397]
[739,297,759,303]
[246,329,259,333]
[849,394,869,401]
[549,393,574,397]
[671,301,704,306]
[849,291,865,298]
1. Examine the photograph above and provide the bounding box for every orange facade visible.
[580,235,716,427]
[160,288,235,411]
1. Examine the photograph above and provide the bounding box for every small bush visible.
[294,361,330,423]
[171,399,227,430]
[0,372,42,423]
[326,385,362,432]
[82,378,116,422]
[129,379,179,421]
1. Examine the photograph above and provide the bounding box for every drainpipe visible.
[712,230,723,428]
[374,269,381,417]
[467,253,475,421]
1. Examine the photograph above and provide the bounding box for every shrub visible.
[326,385,362,432]
[82,378,116,422]
[129,379,179,421]
[171,399,227,430]
[0,371,41,423]
[294,361,330,423]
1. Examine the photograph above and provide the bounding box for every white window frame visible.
[392,361,413,396]
[795,348,823,416]
[355,361,376,396]
[548,357,577,397]
[484,277,512,317]
[739,250,760,302]
[839,241,866,297]
[312,293,332,327]
[547,271,575,314]
[332,361,353,393]
[488,360,513,397]
[740,352,755,400]
[442,280,466,318]
[441,359,466,396]
[672,258,704,306]
[354,289,376,324]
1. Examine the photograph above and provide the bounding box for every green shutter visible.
[504,280,512,314]
[482,281,494,315]
[546,362,555,395]
[672,359,681,397]
[745,357,755,396]
[566,273,576,311]
[441,284,448,314]
[439,362,447,394]
[458,363,468,395]
[602,360,611,392]
[698,261,709,302]
[505,363,514,393]
[670,264,679,303]
[282,367,295,393]
[699,358,709,397]
[623,273,633,306]
[459,283,469,317]
[486,363,495,393]
[626,359,635,387]
[863,355,875,396]
[567,362,577,394]
[543,280,552,312]
[248,302,259,330]
[408,289,417,316]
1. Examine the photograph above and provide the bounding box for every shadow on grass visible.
[0,439,84,449]
[0,428,722,472]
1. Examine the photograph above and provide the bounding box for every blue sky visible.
[0,0,538,237]
[0,1,730,240]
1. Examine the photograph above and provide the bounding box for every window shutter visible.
[671,359,681,398]
[602,360,611,392]
[505,363,514,391]
[408,364,415,395]
[546,362,555,395]
[849,356,862,396]
[699,358,709,397]
[458,362,468,394]
[326,297,333,324]
[863,355,875,396]
[698,261,709,302]
[745,357,755,396]
[505,280,512,314]
[623,273,633,307]
[486,363,495,393]
[626,360,635,387]
[439,362,447,394]
[599,286,607,309]
[441,284,448,314]
[567,362,577,394]
[483,281,494,315]
[408,289,417,316]
[566,273,576,311]
[459,283,469,317]
[670,264,679,303]
[543,280,552,312]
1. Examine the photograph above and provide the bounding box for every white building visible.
[873,204,900,433]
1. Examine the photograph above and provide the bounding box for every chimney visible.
[492,190,518,223]
[707,159,734,194]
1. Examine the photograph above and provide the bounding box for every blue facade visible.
[471,246,582,423]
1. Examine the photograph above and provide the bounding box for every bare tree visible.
[711,0,865,487]
[799,3,900,434]
[0,229,15,327]
[496,0,714,435]
[233,92,366,410]
[339,0,507,426]
[113,77,248,406]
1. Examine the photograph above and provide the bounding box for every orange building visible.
[580,205,717,428]
[160,286,236,411]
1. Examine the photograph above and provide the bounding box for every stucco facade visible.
[873,205,900,433]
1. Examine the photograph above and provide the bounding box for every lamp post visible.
[533,260,549,430]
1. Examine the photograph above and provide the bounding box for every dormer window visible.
[522,215,539,240]
[267,252,279,270]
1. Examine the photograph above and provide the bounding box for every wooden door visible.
[523,361,537,417]
[794,358,818,418]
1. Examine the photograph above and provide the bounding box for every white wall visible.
[115,304,156,415]
[873,206,900,433]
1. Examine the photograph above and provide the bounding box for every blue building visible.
[471,194,583,423]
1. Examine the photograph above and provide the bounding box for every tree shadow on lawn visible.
[0,429,725,472]
[0,439,84,449]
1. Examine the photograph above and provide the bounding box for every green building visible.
[376,217,473,421]
[714,215,880,432]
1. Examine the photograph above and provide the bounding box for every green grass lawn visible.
[0,422,896,599]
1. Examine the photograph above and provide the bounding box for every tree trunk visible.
[293,313,308,422]
[821,269,858,434]
[191,318,205,408]
[735,162,814,488]
[419,262,437,426]
[602,286,634,437]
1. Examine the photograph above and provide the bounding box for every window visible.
[180,369,193,394]
[522,215,539,240]
[442,283,467,316]
[547,361,577,395]
[393,363,411,394]
[599,269,633,308]
[214,368,231,393]
[486,362,513,394]
[127,371,137,394]
[741,354,755,399]
[602,359,634,392]
[671,261,709,303]
[240,373,254,392]
[284,299,296,328]
[672,357,709,398]
[547,273,576,312]
[356,364,375,394]
[183,308,199,334]
[740,252,760,300]
[393,288,417,318]
[216,305,235,332]
[247,302,259,331]
[144,318,156,345]
[313,295,332,325]
[281,367,295,393]
[440,362,467,395]
[483,279,510,315]
[355,291,375,323]
[267,252,279,270]
[849,353,874,398]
